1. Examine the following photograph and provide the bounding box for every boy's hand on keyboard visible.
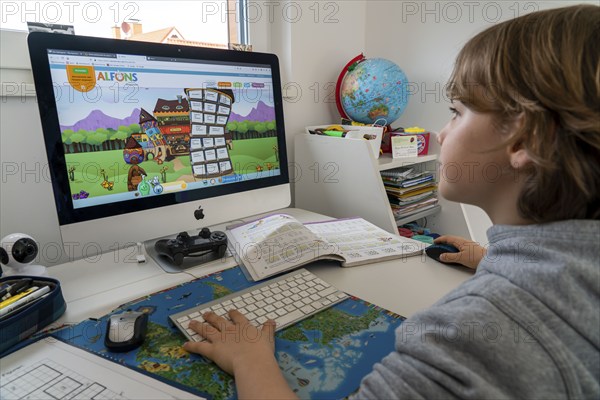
[183,309,276,376]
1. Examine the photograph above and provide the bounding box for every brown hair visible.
[447,5,600,222]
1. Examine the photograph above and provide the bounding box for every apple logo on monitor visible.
[194,206,205,221]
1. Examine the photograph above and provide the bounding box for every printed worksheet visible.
[0,338,204,400]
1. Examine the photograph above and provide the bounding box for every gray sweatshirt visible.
[354,220,600,399]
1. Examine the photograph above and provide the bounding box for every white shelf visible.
[394,205,442,226]
[294,134,443,235]
[377,154,437,171]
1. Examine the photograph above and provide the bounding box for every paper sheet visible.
[0,338,205,400]
[306,218,425,265]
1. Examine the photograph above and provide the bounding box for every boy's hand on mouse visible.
[434,235,486,270]
[183,310,276,376]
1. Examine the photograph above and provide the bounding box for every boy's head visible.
[442,5,599,223]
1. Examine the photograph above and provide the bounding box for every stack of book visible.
[381,167,439,222]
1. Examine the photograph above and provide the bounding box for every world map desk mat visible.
[53,266,405,400]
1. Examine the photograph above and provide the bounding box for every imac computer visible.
[27,32,290,270]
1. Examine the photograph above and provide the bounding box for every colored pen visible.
[0,286,50,318]
[0,286,39,309]
[323,130,347,137]
[0,284,12,300]
[1,278,32,301]
[2,292,51,320]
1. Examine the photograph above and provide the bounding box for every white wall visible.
[1,30,71,266]
[249,0,368,204]
[251,0,367,148]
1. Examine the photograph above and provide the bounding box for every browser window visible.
[46,49,280,209]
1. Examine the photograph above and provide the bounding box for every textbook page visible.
[305,218,426,267]
[0,337,204,400]
[228,214,340,281]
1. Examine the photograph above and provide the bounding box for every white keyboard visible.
[169,269,349,342]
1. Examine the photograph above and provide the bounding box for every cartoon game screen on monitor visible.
[49,51,281,209]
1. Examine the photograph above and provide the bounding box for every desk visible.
[47,208,472,326]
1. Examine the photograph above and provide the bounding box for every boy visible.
[184,5,599,398]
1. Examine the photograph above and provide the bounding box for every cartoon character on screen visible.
[137,177,151,197]
[155,148,164,165]
[160,166,169,183]
[99,169,114,191]
[123,137,147,191]
[150,176,164,195]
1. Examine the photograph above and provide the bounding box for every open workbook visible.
[227,214,426,281]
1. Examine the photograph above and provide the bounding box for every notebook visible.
[227,214,426,281]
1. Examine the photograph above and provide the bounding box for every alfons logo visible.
[97,72,138,82]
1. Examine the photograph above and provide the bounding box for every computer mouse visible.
[425,243,460,264]
[104,311,148,352]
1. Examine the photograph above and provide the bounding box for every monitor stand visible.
[144,232,231,274]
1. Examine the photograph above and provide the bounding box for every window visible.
[1,0,248,48]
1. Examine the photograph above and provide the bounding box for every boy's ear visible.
[509,146,533,169]
[506,114,533,169]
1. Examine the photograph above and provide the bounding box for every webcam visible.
[0,233,47,276]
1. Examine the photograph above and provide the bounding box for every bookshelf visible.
[293,133,471,238]
[376,153,437,171]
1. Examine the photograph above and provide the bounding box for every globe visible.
[337,56,409,125]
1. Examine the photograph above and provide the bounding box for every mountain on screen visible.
[60,109,141,132]
[229,101,274,122]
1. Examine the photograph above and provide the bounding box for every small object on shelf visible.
[305,124,384,159]
[335,54,410,126]
[308,125,350,137]
[411,235,434,244]
[399,224,441,245]
[391,135,418,158]
[379,125,397,154]
[398,228,414,238]
[391,127,431,157]
[401,223,430,235]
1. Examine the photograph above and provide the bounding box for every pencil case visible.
[0,275,66,355]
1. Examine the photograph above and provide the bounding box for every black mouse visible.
[425,243,460,264]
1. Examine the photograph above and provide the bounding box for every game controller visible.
[154,228,228,266]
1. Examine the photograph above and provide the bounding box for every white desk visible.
[47,208,473,326]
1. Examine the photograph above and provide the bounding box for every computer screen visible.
[28,32,291,263]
